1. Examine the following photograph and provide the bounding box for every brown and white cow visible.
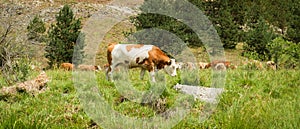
[182,62,197,70]
[106,43,178,82]
[214,63,227,70]
[266,61,276,70]
[60,63,74,71]
[208,60,232,70]
[175,62,184,70]
[198,62,210,69]
[208,60,231,69]
[242,60,264,70]
[77,64,101,71]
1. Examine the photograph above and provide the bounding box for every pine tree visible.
[45,5,84,68]
[27,15,46,42]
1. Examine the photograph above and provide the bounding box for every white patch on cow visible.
[214,63,226,70]
[176,62,184,70]
[199,62,209,69]
[111,44,153,68]
[181,62,197,70]
[164,59,177,77]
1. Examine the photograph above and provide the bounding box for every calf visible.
[106,43,178,82]
[60,63,74,71]
[243,60,264,70]
[78,64,101,71]
[175,62,184,70]
[266,61,276,70]
[214,63,227,70]
[208,60,231,70]
[182,62,197,70]
[198,62,210,69]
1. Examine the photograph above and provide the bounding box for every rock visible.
[173,83,224,103]
[0,71,50,97]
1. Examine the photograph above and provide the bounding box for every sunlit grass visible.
[0,68,299,128]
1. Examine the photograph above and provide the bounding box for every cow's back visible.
[110,44,153,66]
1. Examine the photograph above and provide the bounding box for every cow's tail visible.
[107,43,116,73]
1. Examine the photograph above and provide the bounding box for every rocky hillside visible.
[0,0,143,67]
[1,0,112,31]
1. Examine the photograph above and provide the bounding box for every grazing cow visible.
[78,64,101,71]
[176,62,184,70]
[242,60,264,70]
[208,60,232,70]
[60,63,74,71]
[198,62,210,69]
[230,65,238,69]
[252,60,264,69]
[266,61,276,70]
[106,43,178,82]
[182,62,197,70]
[214,63,227,70]
[246,60,263,70]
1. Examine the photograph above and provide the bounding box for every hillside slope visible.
[1,0,146,66]
[1,0,246,68]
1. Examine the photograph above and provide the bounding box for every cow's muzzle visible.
[170,73,177,77]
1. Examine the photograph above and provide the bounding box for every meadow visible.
[1,0,299,128]
[0,67,299,128]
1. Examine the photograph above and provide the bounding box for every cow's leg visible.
[140,68,146,80]
[144,62,156,82]
[105,65,112,81]
[106,64,116,82]
[149,70,156,82]
[149,65,156,82]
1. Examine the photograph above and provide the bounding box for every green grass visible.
[187,69,299,129]
[0,68,299,128]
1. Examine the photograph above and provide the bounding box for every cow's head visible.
[176,62,184,70]
[163,59,177,77]
[94,65,102,71]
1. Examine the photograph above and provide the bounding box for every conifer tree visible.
[45,5,84,68]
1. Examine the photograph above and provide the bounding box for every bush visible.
[267,37,300,69]
[129,0,203,51]
[1,23,32,85]
[27,15,46,42]
[286,2,300,43]
[243,17,277,60]
[179,69,200,86]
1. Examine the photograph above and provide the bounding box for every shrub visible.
[0,23,32,85]
[267,37,300,69]
[26,15,46,42]
[243,17,277,60]
[179,69,200,86]
[286,2,300,43]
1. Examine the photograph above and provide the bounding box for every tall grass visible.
[0,68,299,128]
